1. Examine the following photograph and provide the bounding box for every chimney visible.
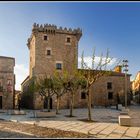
[114,65,122,73]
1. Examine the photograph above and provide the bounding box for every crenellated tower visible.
[27,23,82,78]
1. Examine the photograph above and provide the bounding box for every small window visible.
[47,50,51,56]
[108,92,113,100]
[44,35,48,41]
[66,37,71,43]
[81,92,86,99]
[107,82,112,89]
[56,63,62,70]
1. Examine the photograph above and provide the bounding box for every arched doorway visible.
[44,97,53,109]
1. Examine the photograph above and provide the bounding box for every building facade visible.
[132,72,140,104]
[21,23,131,110]
[21,23,82,109]
[75,69,131,108]
[14,90,21,109]
[27,23,82,78]
[0,56,15,109]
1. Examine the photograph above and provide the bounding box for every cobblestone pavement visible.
[0,105,139,138]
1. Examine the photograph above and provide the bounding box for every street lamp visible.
[122,60,129,109]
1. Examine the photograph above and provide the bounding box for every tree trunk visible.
[56,96,60,114]
[47,96,50,112]
[70,92,74,117]
[87,89,92,121]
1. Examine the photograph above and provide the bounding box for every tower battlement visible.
[32,23,82,36]
[27,23,82,47]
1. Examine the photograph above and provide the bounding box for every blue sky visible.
[0,2,140,90]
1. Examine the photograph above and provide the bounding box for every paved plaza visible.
[0,105,139,138]
[0,120,87,138]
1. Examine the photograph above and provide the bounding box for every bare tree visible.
[79,48,117,121]
[52,73,66,114]
[35,75,55,112]
[53,70,80,117]
[63,75,81,117]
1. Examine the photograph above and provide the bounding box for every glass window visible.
[47,50,51,55]
[56,63,62,70]
[81,92,86,99]
[108,92,113,100]
[44,35,48,41]
[66,37,71,43]
[107,82,112,89]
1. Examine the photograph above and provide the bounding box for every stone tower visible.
[27,23,82,79]
[24,23,82,109]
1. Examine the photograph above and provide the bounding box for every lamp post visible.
[122,60,129,109]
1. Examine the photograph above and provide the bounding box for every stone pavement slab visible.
[88,123,111,135]
[95,134,108,138]
[111,125,129,134]
[99,123,119,135]
[106,133,123,138]
[124,127,140,138]
[69,123,101,134]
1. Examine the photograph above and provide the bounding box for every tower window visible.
[81,92,86,99]
[56,63,62,70]
[44,35,48,41]
[66,37,71,43]
[108,92,113,100]
[107,82,112,89]
[47,50,51,56]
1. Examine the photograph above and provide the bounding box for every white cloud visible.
[14,64,29,91]
[78,56,118,69]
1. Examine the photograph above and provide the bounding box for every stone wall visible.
[59,75,131,109]
[0,56,15,109]
[91,75,130,106]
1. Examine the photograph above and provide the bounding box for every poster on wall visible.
[7,79,13,93]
